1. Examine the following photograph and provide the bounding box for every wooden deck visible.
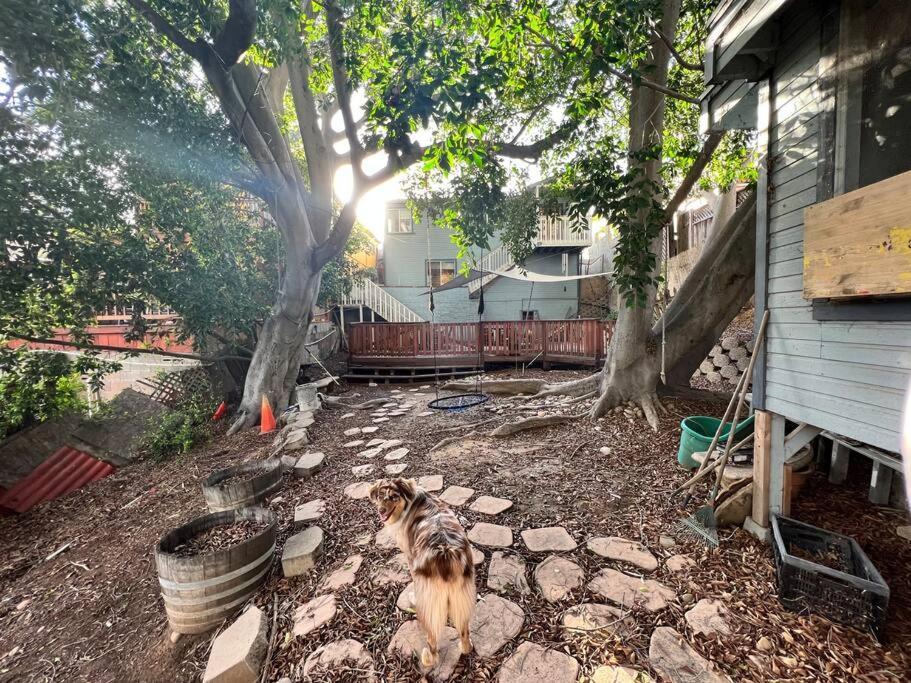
[347,319,614,374]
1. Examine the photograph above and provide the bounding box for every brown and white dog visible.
[369,477,475,668]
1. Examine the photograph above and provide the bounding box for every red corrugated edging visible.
[0,446,115,514]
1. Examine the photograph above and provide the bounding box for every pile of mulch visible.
[0,369,908,683]
[170,519,269,558]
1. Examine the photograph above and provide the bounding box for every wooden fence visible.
[348,319,614,367]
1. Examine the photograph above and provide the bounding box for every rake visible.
[677,310,769,547]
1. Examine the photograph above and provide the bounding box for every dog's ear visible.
[392,477,418,500]
[368,479,386,502]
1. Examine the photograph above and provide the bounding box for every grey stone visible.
[562,603,629,637]
[440,485,475,506]
[587,568,674,612]
[384,447,410,461]
[388,620,460,681]
[343,440,365,449]
[379,439,404,451]
[898,526,911,541]
[396,582,416,612]
[343,427,362,437]
[340,412,355,419]
[659,535,677,548]
[358,447,383,459]
[521,527,576,552]
[385,463,408,475]
[351,464,375,478]
[282,527,324,577]
[496,641,579,683]
[371,553,410,586]
[471,546,484,565]
[284,429,309,452]
[373,417,389,423]
[302,639,376,682]
[293,452,326,479]
[280,454,298,472]
[202,606,267,683]
[417,474,443,491]
[649,627,726,683]
[470,594,524,657]
[586,536,658,572]
[487,552,529,594]
[344,481,372,499]
[361,425,380,434]
[292,594,337,637]
[468,523,513,548]
[366,438,386,447]
[685,599,732,636]
[534,555,584,602]
[470,496,514,515]
[592,665,653,683]
[293,499,326,528]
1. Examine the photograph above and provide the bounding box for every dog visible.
[369,477,475,668]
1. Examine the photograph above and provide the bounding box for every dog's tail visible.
[413,548,476,653]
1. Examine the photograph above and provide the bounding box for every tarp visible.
[425,267,609,294]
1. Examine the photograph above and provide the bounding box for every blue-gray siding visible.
[761,4,911,452]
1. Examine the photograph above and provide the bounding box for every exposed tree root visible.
[532,372,602,398]
[321,396,395,410]
[489,413,584,437]
[440,378,547,395]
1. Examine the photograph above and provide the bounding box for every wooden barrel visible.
[201,458,282,512]
[155,506,276,634]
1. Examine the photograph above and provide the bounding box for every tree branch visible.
[604,64,700,105]
[212,0,257,67]
[662,131,725,222]
[651,26,703,71]
[125,0,205,60]
[496,120,578,159]
[325,1,365,184]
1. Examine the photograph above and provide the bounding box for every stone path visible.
[469,495,513,515]
[534,556,584,602]
[521,526,577,552]
[487,552,530,594]
[588,569,674,612]
[385,463,408,475]
[389,620,461,681]
[497,641,579,683]
[685,599,731,636]
[321,554,363,591]
[302,639,376,682]
[293,451,326,479]
[371,553,410,586]
[665,554,696,572]
[417,474,443,491]
[470,594,524,657]
[562,603,629,637]
[344,481,372,499]
[440,485,475,506]
[468,523,513,548]
[587,537,658,572]
[648,627,726,683]
[293,499,325,528]
[292,594,337,636]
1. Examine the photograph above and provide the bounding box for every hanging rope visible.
[660,223,668,385]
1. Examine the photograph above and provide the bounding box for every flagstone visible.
[440,486,475,506]
[385,463,408,475]
[384,447,410,461]
[343,427,362,436]
[366,438,386,447]
[521,527,577,552]
[496,641,579,683]
[375,526,397,549]
[469,496,513,515]
[417,474,443,491]
[649,627,726,683]
[533,555,584,602]
[282,527,324,577]
[302,639,376,682]
[588,568,674,612]
[388,620,460,681]
[587,537,658,572]
[352,464,375,477]
[487,552,529,593]
[293,499,325,528]
[372,553,410,586]
[468,523,513,548]
[344,481,372,500]
[470,594,524,657]
[320,555,363,591]
[358,447,382,458]
[562,603,631,638]
[685,599,732,636]
[292,594,337,636]
[665,554,696,572]
[362,426,380,434]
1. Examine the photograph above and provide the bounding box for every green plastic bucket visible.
[677,414,755,469]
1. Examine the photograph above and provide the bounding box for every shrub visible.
[139,395,214,461]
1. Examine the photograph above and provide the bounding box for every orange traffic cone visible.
[211,401,227,421]
[260,396,277,434]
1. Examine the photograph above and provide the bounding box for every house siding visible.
[760,3,911,453]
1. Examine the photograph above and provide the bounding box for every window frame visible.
[425,259,457,287]
[386,208,414,235]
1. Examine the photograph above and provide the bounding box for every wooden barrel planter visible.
[155,506,276,634]
[202,458,282,512]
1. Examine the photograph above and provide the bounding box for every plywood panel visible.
[804,170,911,298]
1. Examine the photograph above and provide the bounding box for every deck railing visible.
[348,319,613,366]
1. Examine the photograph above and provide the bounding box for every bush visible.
[0,347,120,438]
[139,395,214,461]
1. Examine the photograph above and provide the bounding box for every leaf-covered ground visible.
[0,370,908,682]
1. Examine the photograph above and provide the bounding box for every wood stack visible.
[692,334,754,387]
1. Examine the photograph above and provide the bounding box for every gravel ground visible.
[0,370,908,682]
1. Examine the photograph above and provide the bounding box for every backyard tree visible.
[413,0,758,428]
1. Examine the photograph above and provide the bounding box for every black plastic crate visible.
[771,514,889,638]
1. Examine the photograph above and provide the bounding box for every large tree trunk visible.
[228,252,322,434]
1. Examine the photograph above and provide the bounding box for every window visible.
[386,208,413,234]
[521,310,539,320]
[426,259,456,287]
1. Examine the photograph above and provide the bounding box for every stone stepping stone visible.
[685,598,732,636]
[471,546,484,565]
[343,440,365,449]
[385,463,408,475]
[496,641,579,683]
[417,474,443,491]
[390,389,402,393]
[649,627,726,683]
[562,603,631,638]
[521,527,576,552]
[352,464,375,478]
[588,568,674,612]
[359,447,383,458]
[470,594,524,657]
[468,523,513,548]
[293,452,326,480]
[592,665,652,682]
[302,639,376,682]
[418,411,433,417]
[382,402,398,408]
[533,555,584,602]
[587,537,658,572]
[202,606,266,683]
[384,447,410,461]
[397,581,416,612]
[665,554,696,572]
[373,417,390,423]
[440,486,475,506]
[469,495,513,515]
[487,552,529,594]
[320,554,363,591]
[344,482,372,500]
[292,594,337,636]
[293,499,325,528]
[366,438,386,447]
[343,427,362,436]
[282,526,324,577]
[362,425,380,434]
[375,526,397,549]
[378,439,403,450]
[284,429,310,452]
[409,388,419,392]
[388,620,460,681]
[280,454,298,472]
[340,412,356,419]
[896,526,911,541]
[371,553,410,586]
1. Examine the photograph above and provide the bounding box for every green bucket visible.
[677,414,755,469]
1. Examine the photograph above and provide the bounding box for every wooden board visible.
[803,169,911,299]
